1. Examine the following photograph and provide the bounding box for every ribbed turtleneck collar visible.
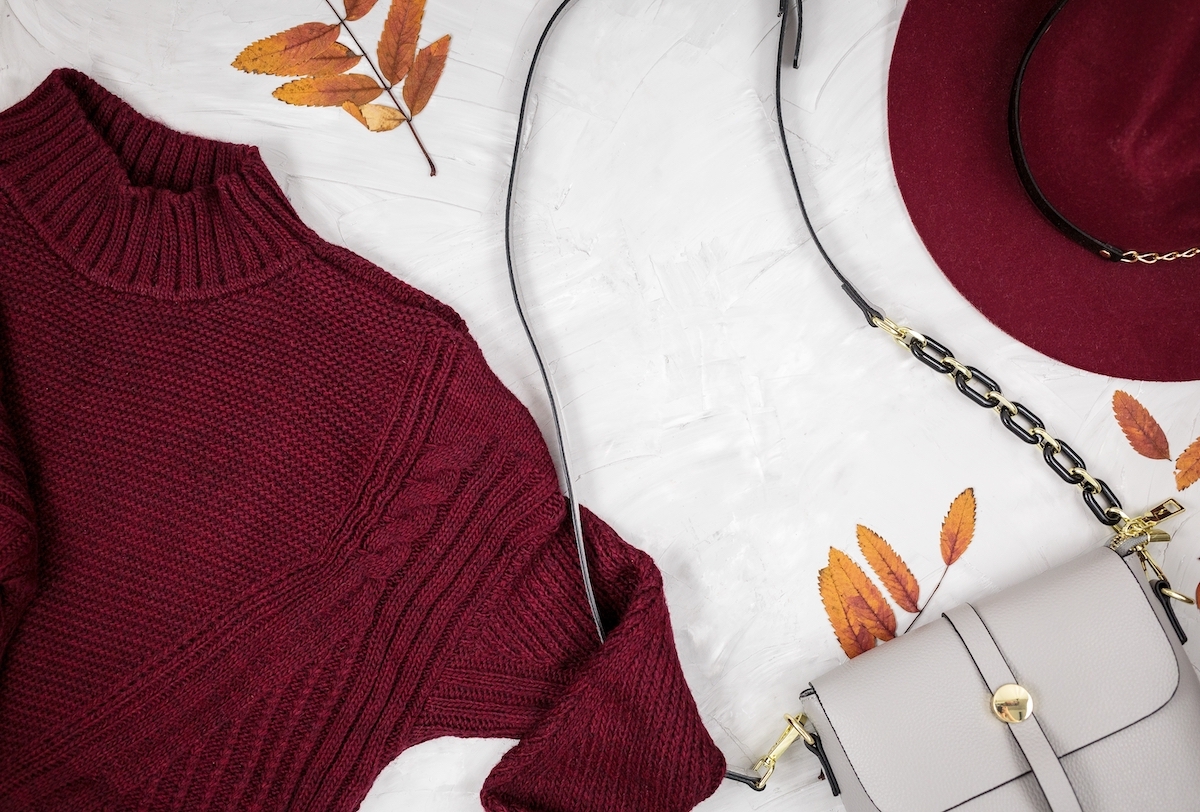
[0,67,319,301]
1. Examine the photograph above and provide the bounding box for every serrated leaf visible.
[232,22,341,76]
[819,566,873,659]
[403,34,450,117]
[346,102,406,131]
[1176,436,1200,491]
[378,0,424,84]
[360,103,406,131]
[1113,390,1171,460]
[344,0,381,21]
[940,488,975,566]
[342,101,370,127]
[273,74,382,107]
[853,624,875,656]
[857,525,920,613]
[301,42,362,77]
[829,547,896,641]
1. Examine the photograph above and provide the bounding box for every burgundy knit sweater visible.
[0,68,725,811]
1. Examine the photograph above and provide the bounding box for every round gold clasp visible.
[992,683,1033,724]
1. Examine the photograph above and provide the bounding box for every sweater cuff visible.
[473,508,725,812]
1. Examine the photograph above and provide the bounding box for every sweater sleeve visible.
[408,331,726,812]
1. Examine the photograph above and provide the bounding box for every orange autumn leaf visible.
[819,566,873,659]
[940,487,975,566]
[378,0,425,84]
[342,102,406,131]
[828,548,896,641]
[299,42,362,77]
[344,0,381,21]
[232,22,342,76]
[1176,436,1200,491]
[854,624,875,656]
[403,35,450,117]
[1112,390,1171,460]
[342,101,369,127]
[273,74,382,107]
[857,525,920,613]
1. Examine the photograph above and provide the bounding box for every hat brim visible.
[888,0,1200,382]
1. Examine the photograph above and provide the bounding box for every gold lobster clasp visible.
[748,713,815,790]
[1110,499,1194,605]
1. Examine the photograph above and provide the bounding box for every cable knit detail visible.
[0,67,725,812]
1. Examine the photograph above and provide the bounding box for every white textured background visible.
[2,0,1199,809]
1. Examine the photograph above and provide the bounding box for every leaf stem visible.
[324,0,437,176]
[902,566,948,634]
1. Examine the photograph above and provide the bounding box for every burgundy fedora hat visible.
[888,0,1200,382]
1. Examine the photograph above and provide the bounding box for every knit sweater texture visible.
[0,68,725,811]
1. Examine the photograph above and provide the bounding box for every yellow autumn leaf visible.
[300,42,362,77]
[940,488,975,566]
[1176,436,1200,491]
[342,101,369,127]
[232,22,342,76]
[358,103,406,131]
[828,547,896,641]
[857,525,920,613]
[273,74,382,107]
[819,566,873,659]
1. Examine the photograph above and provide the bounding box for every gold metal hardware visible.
[1109,500,1194,604]
[1030,426,1061,453]
[1112,499,1186,544]
[1067,466,1102,493]
[1160,586,1195,605]
[1145,498,1184,523]
[1143,528,1173,546]
[985,390,1018,416]
[1138,546,1170,581]
[943,356,972,380]
[1132,547,1195,604]
[905,328,927,348]
[750,713,815,790]
[1120,246,1200,264]
[871,315,922,348]
[992,683,1033,724]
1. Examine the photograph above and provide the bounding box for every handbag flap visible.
[808,546,1179,812]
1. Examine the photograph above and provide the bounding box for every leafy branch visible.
[232,0,451,176]
[820,488,976,658]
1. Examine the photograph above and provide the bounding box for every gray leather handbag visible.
[503,0,1200,809]
[798,544,1200,811]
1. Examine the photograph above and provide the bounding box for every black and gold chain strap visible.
[503,0,1190,792]
[773,0,1128,529]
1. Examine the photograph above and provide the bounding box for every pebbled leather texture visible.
[801,546,1200,812]
[944,604,1082,812]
